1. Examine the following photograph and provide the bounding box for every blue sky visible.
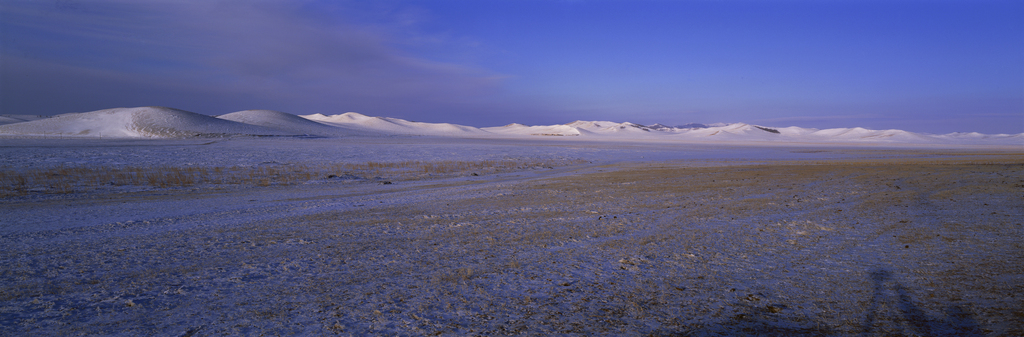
[1,0,1021,133]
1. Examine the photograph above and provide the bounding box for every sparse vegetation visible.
[2,153,1021,335]
[0,158,588,196]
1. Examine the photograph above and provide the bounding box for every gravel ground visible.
[1,153,1022,336]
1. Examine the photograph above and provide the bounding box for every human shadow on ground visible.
[861,268,985,336]
[651,268,986,336]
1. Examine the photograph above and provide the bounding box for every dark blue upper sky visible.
[1,0,1021,133]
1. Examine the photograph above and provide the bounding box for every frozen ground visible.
[1,137,1022,336]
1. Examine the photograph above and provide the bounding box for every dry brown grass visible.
[3,154,1022,335]
[0,158,588,196]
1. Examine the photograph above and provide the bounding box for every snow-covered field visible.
[1,107,1022,335]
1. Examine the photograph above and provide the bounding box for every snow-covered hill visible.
[0,107,294,138]
[0,106,1019,146]
[565,121,653,134]
[217,110,373,137]
[302,112,490,137]
[660,123,1022,145]
[482,123,587,137]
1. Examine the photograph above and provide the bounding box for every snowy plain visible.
[1,107,1022,335]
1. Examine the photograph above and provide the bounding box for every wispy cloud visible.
[1,0,516,122]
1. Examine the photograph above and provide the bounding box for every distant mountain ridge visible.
[0,107,1020,147]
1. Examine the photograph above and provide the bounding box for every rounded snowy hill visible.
[657,122,925,143]
[935,131,1023,144]
[564,121,654,135]
[663,123,1022,145]
[217,110,374,137]
[803,127,931,143]
[482,123,588,137]
[0,107,293,138]
[302,112,490,137]
[483,121,656,137]
[2,105,1018,146]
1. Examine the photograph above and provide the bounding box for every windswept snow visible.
[490,121,1022,146]
[482,123,588,137]
[302,112,490,137]
[564,120,654,134]
[936,131,1024,142]
[655,123,1022,146]
[217,110,373,137]
[0,106,1020,147]
[486,120,654,137]
[0,107,293,138]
